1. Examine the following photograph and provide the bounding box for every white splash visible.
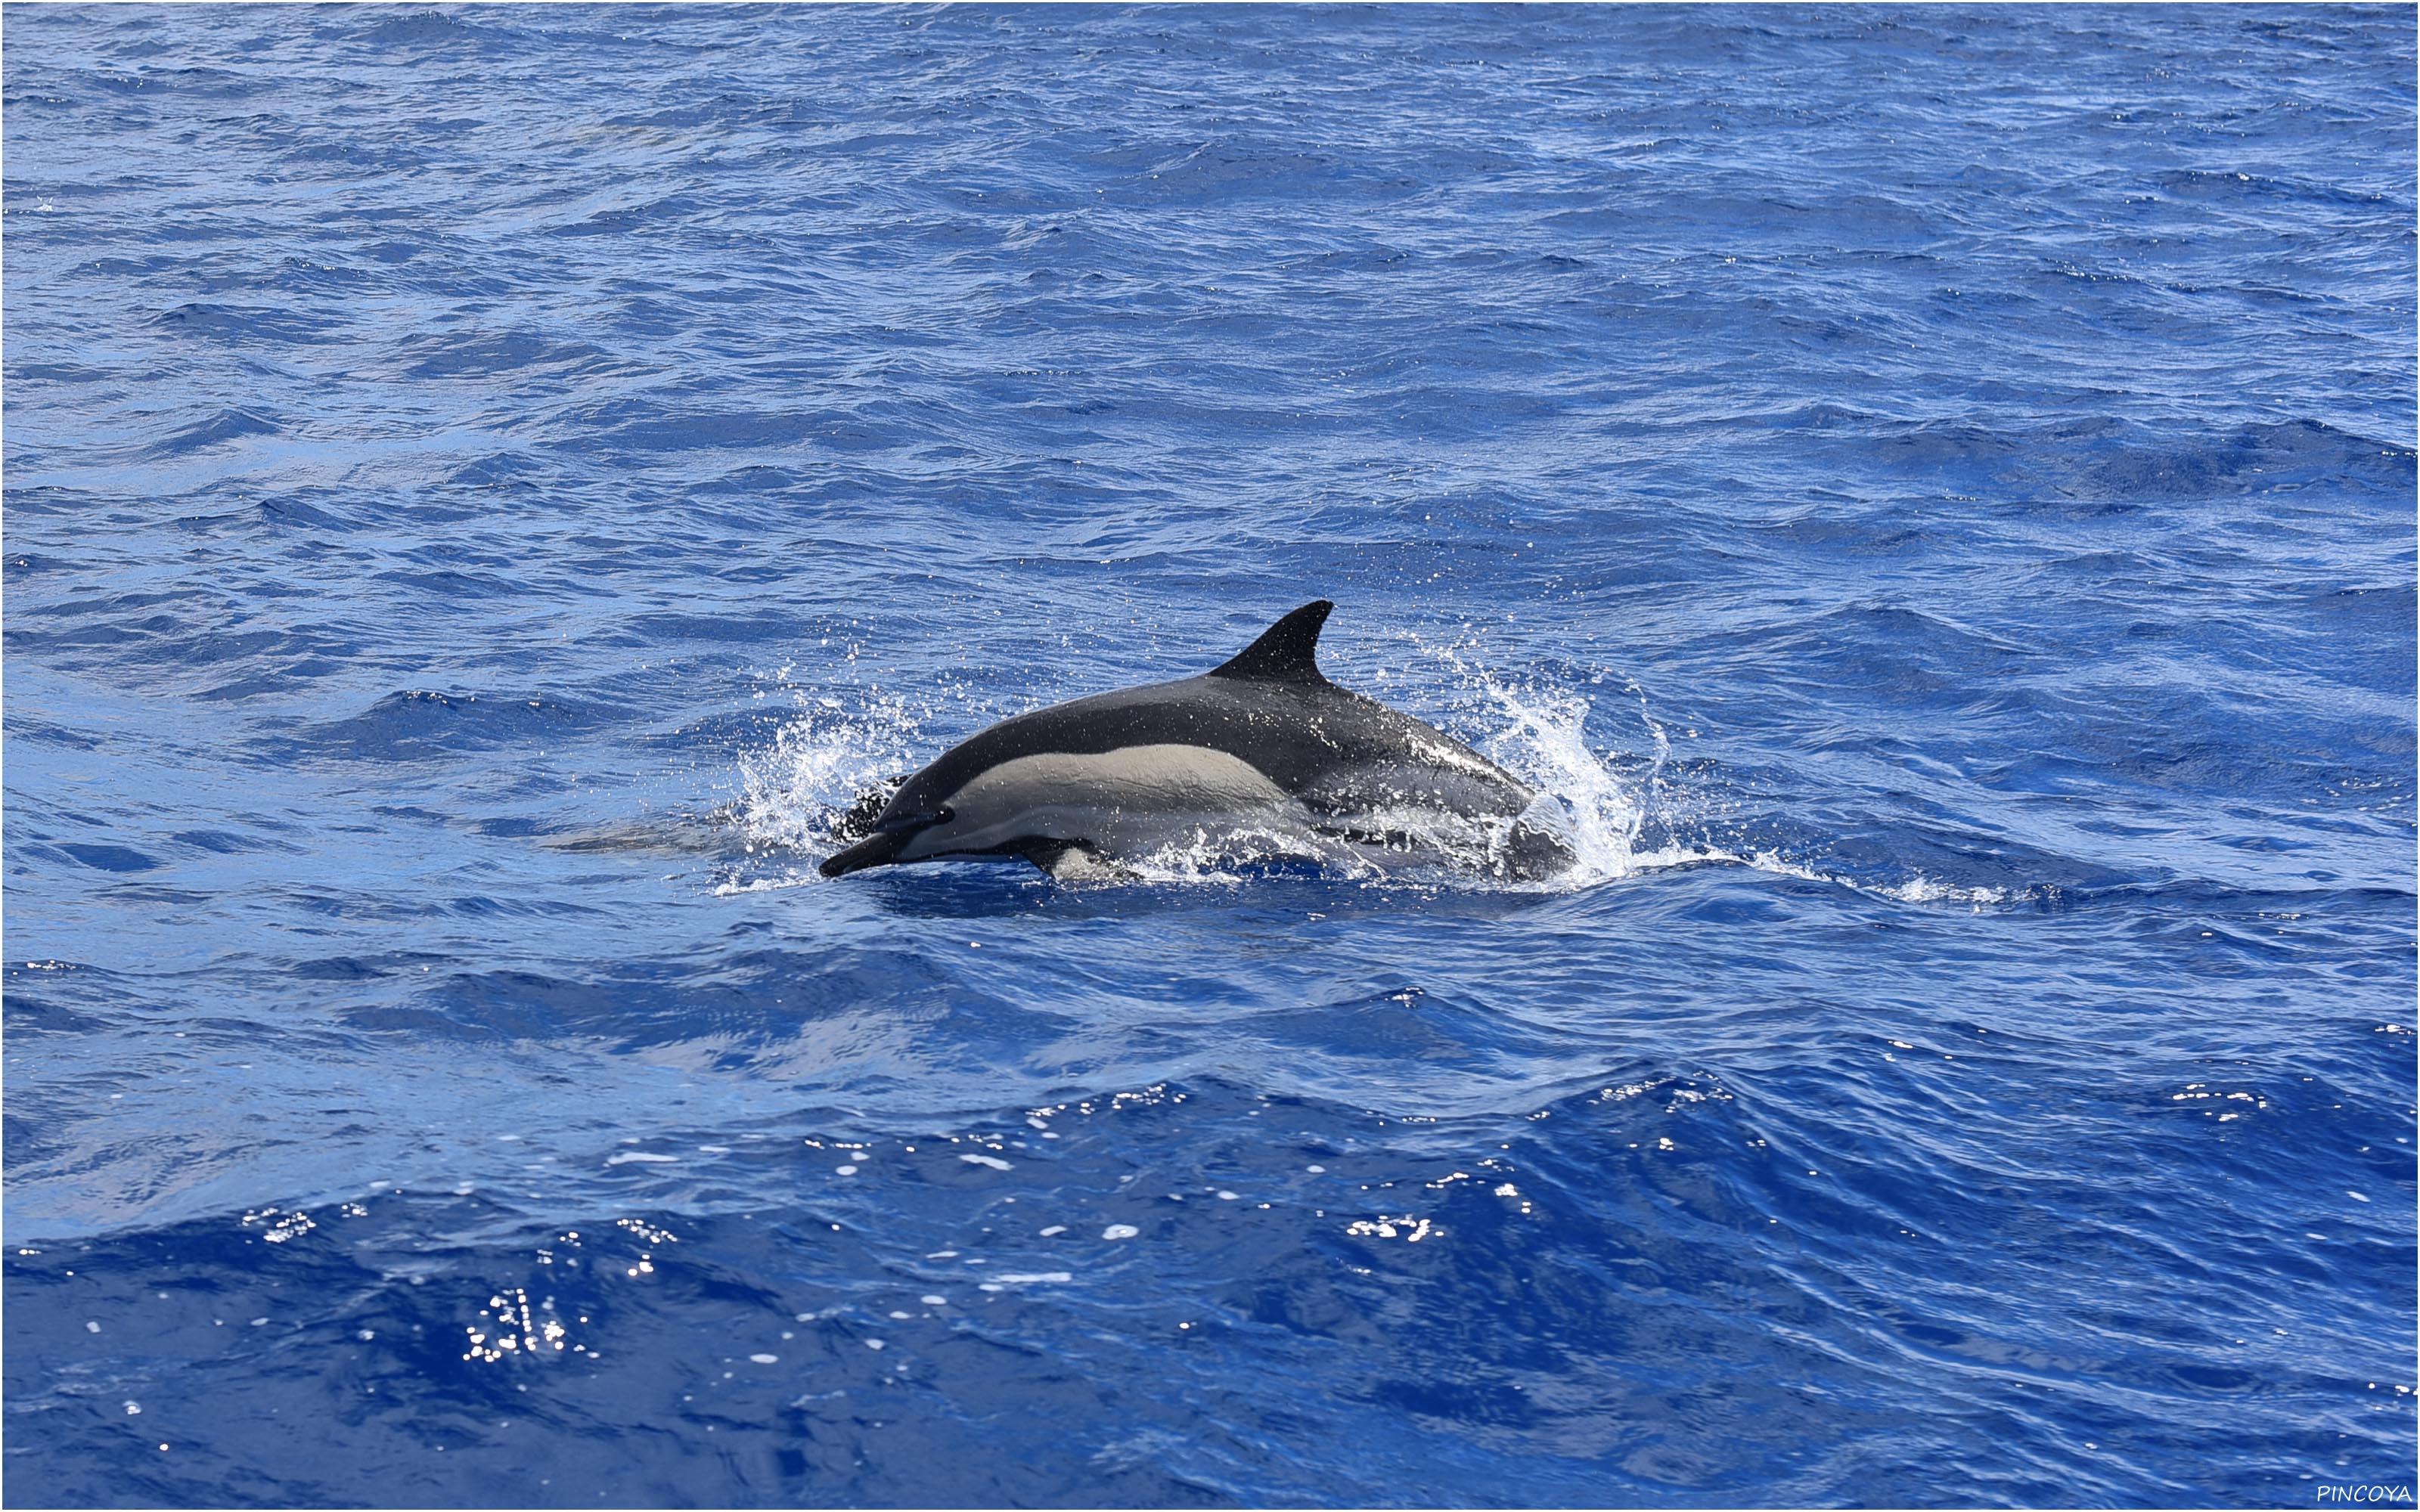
[1397,636,1700,889]
[1734,849,2019,906]
[726,645,2025,907]
[731,689,929,854]
[724,652,1707,894]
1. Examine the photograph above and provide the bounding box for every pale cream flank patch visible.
[898,744,1291,859]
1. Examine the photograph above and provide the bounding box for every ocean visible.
[4,5,2413,1506]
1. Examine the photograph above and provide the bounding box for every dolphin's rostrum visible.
[819,601,1572,880]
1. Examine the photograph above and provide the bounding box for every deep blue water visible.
[5,5,2415,1507]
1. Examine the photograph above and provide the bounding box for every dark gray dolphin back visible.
[874,601,1531,816]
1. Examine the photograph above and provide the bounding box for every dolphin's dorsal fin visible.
[1208,600,1334,683]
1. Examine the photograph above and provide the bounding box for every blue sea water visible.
[4,5,2415,1507]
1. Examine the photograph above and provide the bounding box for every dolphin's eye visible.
[933,806,954,825]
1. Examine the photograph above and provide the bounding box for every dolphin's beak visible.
[821,803,954,878]
[819,829,911,878]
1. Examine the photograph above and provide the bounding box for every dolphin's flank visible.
[818,600,1572,881]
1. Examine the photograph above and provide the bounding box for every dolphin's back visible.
[892,674,1533,822]
[822,601,1569,879]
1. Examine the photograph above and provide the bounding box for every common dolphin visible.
[818,600,1572,881]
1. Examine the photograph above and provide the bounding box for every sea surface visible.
[5,6,2415,1507]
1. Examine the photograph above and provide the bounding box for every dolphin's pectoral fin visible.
[1208,600,1334,684]
[1012,838,1081,874]
[1012,837,1134,882]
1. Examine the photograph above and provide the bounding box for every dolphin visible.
[818,600,1573,881]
